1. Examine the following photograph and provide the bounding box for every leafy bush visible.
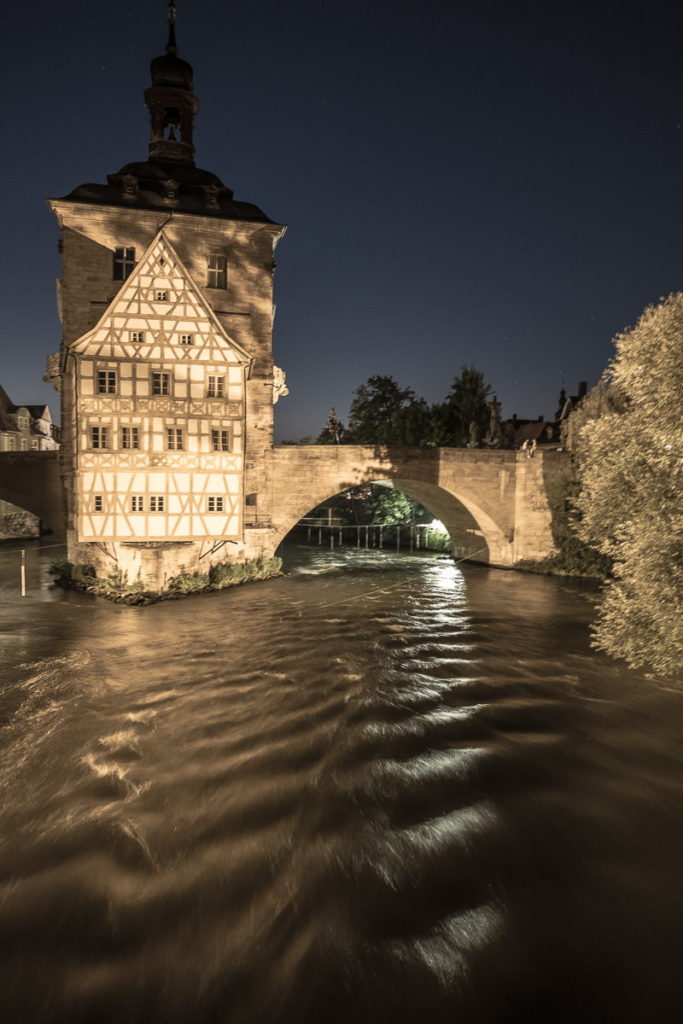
[168,570,210,594]
[48,558,74,581]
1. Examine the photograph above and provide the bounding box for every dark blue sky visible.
[2,0,681,439]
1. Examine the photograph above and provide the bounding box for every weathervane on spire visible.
[166,2,177,54]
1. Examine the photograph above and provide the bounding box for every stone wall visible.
[0,500,40,541]
[0,452,65,534]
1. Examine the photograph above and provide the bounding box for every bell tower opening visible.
[144,3,199,164]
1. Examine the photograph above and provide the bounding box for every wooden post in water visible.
[356,526,360,548]
[379,525,383,548]
[330,530,334,550]
[364,525,369,549]
[318,527,322,545]
[20,549,26,598]
[396,527,400,553]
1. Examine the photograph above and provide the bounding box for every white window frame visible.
[121,425,140,450]
[166,427,184,451]
[211,428,230,452]
[207,375,225,399]
[151,371,172,396]
[207,254,227,289]
[97,369,117,395]
[90,426,109,449]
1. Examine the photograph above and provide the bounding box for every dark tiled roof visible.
[56,160,275,223]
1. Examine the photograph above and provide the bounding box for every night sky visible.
[2,0,682,440]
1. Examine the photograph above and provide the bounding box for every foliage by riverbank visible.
[572,294,683,676]
[48,555,283,604]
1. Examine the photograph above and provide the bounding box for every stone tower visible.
[46,3,287,589]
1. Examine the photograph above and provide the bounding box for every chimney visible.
[578,381,587,398]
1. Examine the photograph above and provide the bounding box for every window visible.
[130,331,145,345]
[166,428,184,450]
[154,290,169,301]
[207,375,225,398]
[130,496,144,512]
[7,437,15,450]
[207,496,224,513]
[121,426,140,450]
[90,426,109,449]
[150,496,165,512]
[97,370,117,394]
[113,247,136,281]
[207,254,227,289]
[31,439,39,450]
[152,372,171,396]
[179,333,193,345]
[211,429,230,452]
[93,495,104,512]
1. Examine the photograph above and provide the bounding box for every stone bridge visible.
[0,446,569,567]
[267,445,567,566]
[0,452,66,536]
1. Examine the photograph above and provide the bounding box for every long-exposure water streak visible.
[0,539,681,1023]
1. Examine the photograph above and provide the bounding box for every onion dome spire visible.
[166,2,177,54]
[145,2,199,164]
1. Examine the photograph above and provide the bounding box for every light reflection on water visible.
[0,539,681,1023]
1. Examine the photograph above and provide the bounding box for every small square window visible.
[152,372,171,396]
[211,428,230,452]
[207,496,224,513]
[207,375,225,398]
[150,495,165,512]
[97,370,117,394]
[113,247,136,281]
[180,334,193,345]
[167,427,184,451]
[93,495,104,512]
[90,426,109,449]
[130,331,145,345]
[155,290,169,301]
[121,426,140,450]
[130,496,144,512]
[207,254,227,289]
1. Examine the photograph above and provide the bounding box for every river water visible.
[0,539,681,1023]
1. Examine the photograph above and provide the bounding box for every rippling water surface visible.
[0,539,682,1023]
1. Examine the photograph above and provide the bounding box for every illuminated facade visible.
[47,5,286,587]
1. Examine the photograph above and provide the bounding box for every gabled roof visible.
[70,229,252,366]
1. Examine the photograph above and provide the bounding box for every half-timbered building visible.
[47,4,286,588]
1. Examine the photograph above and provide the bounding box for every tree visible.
[573,294,683,675]
[435,366,491,447]
[344,375,418,445]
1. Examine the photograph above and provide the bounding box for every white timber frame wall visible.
[70,231,249,544]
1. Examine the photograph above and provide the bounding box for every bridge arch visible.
[268,445,521,565]
[272,477,508,563]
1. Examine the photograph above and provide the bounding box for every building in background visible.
[0,386,59,452]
